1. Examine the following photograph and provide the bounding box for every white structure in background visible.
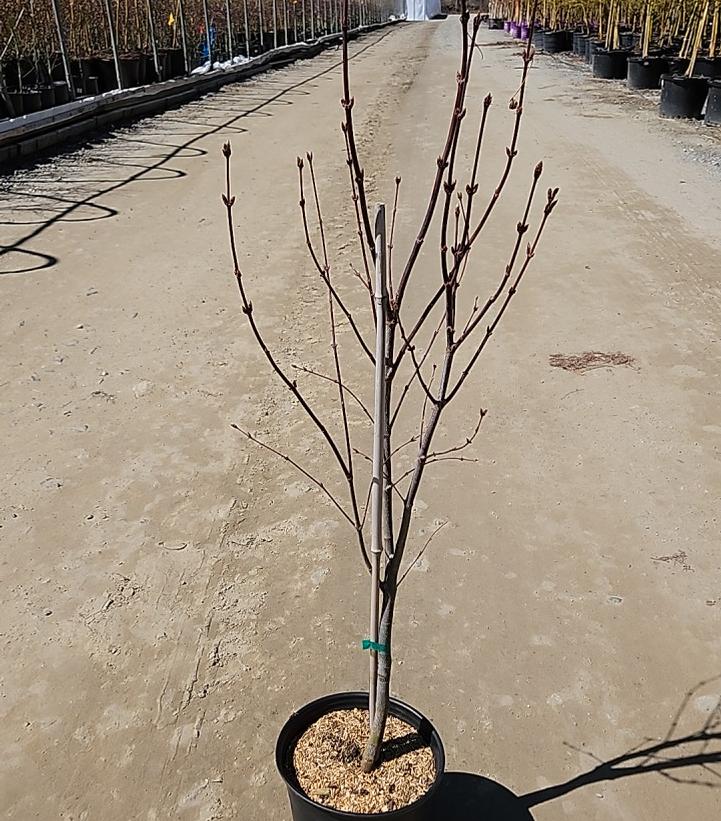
[405,0,441,20]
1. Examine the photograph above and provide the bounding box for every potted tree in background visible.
[221,1,557,816]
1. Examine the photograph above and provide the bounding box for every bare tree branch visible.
[231,424,356,531]
[307,150,370,576]
[398,521,448,586]
[298,157,375,364]
[223,144,350,481]
[292,363,372,422]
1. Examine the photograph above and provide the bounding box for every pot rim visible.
[275,691,446,819]
[660,73,709,84]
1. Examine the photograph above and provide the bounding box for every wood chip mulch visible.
[292,708,436,814]
[549,351,636,374]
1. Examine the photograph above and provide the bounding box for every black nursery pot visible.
[96,58,119,92]
[276,692,446,821]
[619,30,639,50]
[586,39,604,63]
[627,55,668,88]
[543,30,571,54]
[593,48,629,79]
[52,81,70,105]
[39,85,56,110]
[22,90,43,114]
[532,28,545,51]
[572,31,586,55]
[7,92,23,117]
[705,80,721,125]
[692,57,721,79]
[667,56,689,75]
[659,74,708,119]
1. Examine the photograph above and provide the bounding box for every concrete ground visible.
[1,19,721,821]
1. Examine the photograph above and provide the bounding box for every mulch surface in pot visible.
[293,708,436,814]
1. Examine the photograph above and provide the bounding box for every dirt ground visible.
[2,20,721,821]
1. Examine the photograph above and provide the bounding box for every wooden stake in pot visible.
[259,0,265,51]
[102,0,123,89]
[50,0,76,100]
[686,0,710,77]
[202,0,214,67]
[178,0,190,74]
[368,204,387,726]
[226,0,235,59]
[145,0,161,81]
[243,0,251,57]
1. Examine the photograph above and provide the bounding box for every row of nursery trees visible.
[490,0,720,59]
[0,0,397,85]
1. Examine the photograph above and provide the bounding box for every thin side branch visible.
[231,425,355,529]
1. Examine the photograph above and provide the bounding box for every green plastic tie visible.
[362,639,388,654]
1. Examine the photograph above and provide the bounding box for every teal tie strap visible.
[362,639,389,654]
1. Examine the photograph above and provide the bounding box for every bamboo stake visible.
[686,0,709,77]
[710,0,719,56]
[178,0,190,73]
[50,0,76,100]
[369,203,387,727]
[102,0,123,89]
[145,0,160,81]
[259,0,265,51]
[226,0,235,58]
[273,0,278,48]
[202,0,213,66]
[243,0,251,56]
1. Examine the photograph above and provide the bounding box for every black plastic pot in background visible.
[169,48,186,77]
[627,56,668,89]
[667,56,689,75]
[543,30,571,53]
[659,74,708,118]
[53,81,70,105]
[705,80,721,124]
[7,92,23,116]
[572,31,586,55]
[21,91,42,114]
[50,54,66,82]
[84,76,101,96]
[532,28,545,51]
[580,35,593,61]
[276,692,446,821]
[692,57,721,79]
[3,59,19,90]
[619,31,640,50]
[587,39,604,63]
[39,86,55,110]
[488,17,505,29]
[593,48,630,79]
[96,58,118,92]
[119,57,141,88]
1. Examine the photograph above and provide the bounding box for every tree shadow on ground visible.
[0,30,393,276]
[437,676,721,819]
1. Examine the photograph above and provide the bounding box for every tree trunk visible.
[361,583,396,771]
